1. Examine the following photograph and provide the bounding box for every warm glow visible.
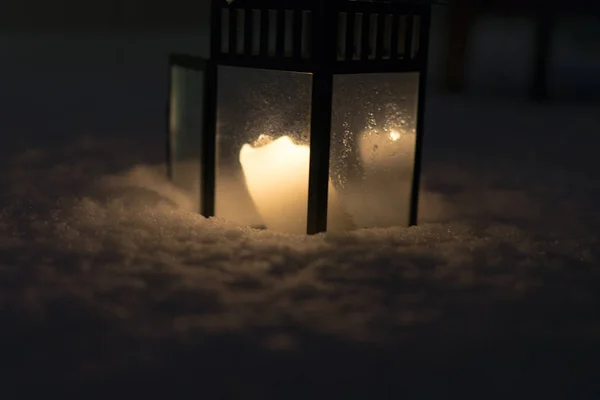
[359,129,414,171]
[389,130,401,141]
[253,134,273,147]
[240,136,311,234]
[239,135,352,234]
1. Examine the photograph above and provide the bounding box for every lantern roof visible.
[219,0,437,7]
[211,0,433,74]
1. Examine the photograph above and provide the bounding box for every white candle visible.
[240,135,353,234]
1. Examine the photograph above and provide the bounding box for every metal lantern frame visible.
[168,0,432,235]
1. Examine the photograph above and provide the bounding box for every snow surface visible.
[1,16,600,399]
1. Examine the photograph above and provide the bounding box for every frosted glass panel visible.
[216,66,313,234]
[328,73,420,231]
[169,65,205,212]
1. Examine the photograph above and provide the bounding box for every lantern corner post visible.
[200,59,219,218]
[306,69,335,235]
[200,0,223,218]
[409,5,432,227]
[165,55,175,182]
[165,100,173,182]
[306,2,338,235]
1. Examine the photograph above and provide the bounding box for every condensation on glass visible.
[328,73,420,231]
[168,65,205,212]
[215,66,313,234]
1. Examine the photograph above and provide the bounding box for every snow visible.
[1,14,600,398]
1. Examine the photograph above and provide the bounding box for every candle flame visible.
[253,134,274,147]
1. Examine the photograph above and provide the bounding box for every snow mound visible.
[0,134,599,397]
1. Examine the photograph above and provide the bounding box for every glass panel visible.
[216,66,313,234]
[168,63,205,212]
[328,73,420,231]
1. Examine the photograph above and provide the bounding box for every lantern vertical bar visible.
[409,7,431,227]
[166,64,173,181]
[307,3,335,235]
[307,72,334,235]
[165,105,172,180]
[200,59,218,217]
[200,0,222,217]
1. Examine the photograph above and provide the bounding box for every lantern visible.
[167,0,432,235]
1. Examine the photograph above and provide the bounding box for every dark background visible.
[1,0,211,32]
[1,1,598,152]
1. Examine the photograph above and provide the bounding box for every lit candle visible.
[347,128,416,228]
[359,129,415,172]
[240,135,353,234]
